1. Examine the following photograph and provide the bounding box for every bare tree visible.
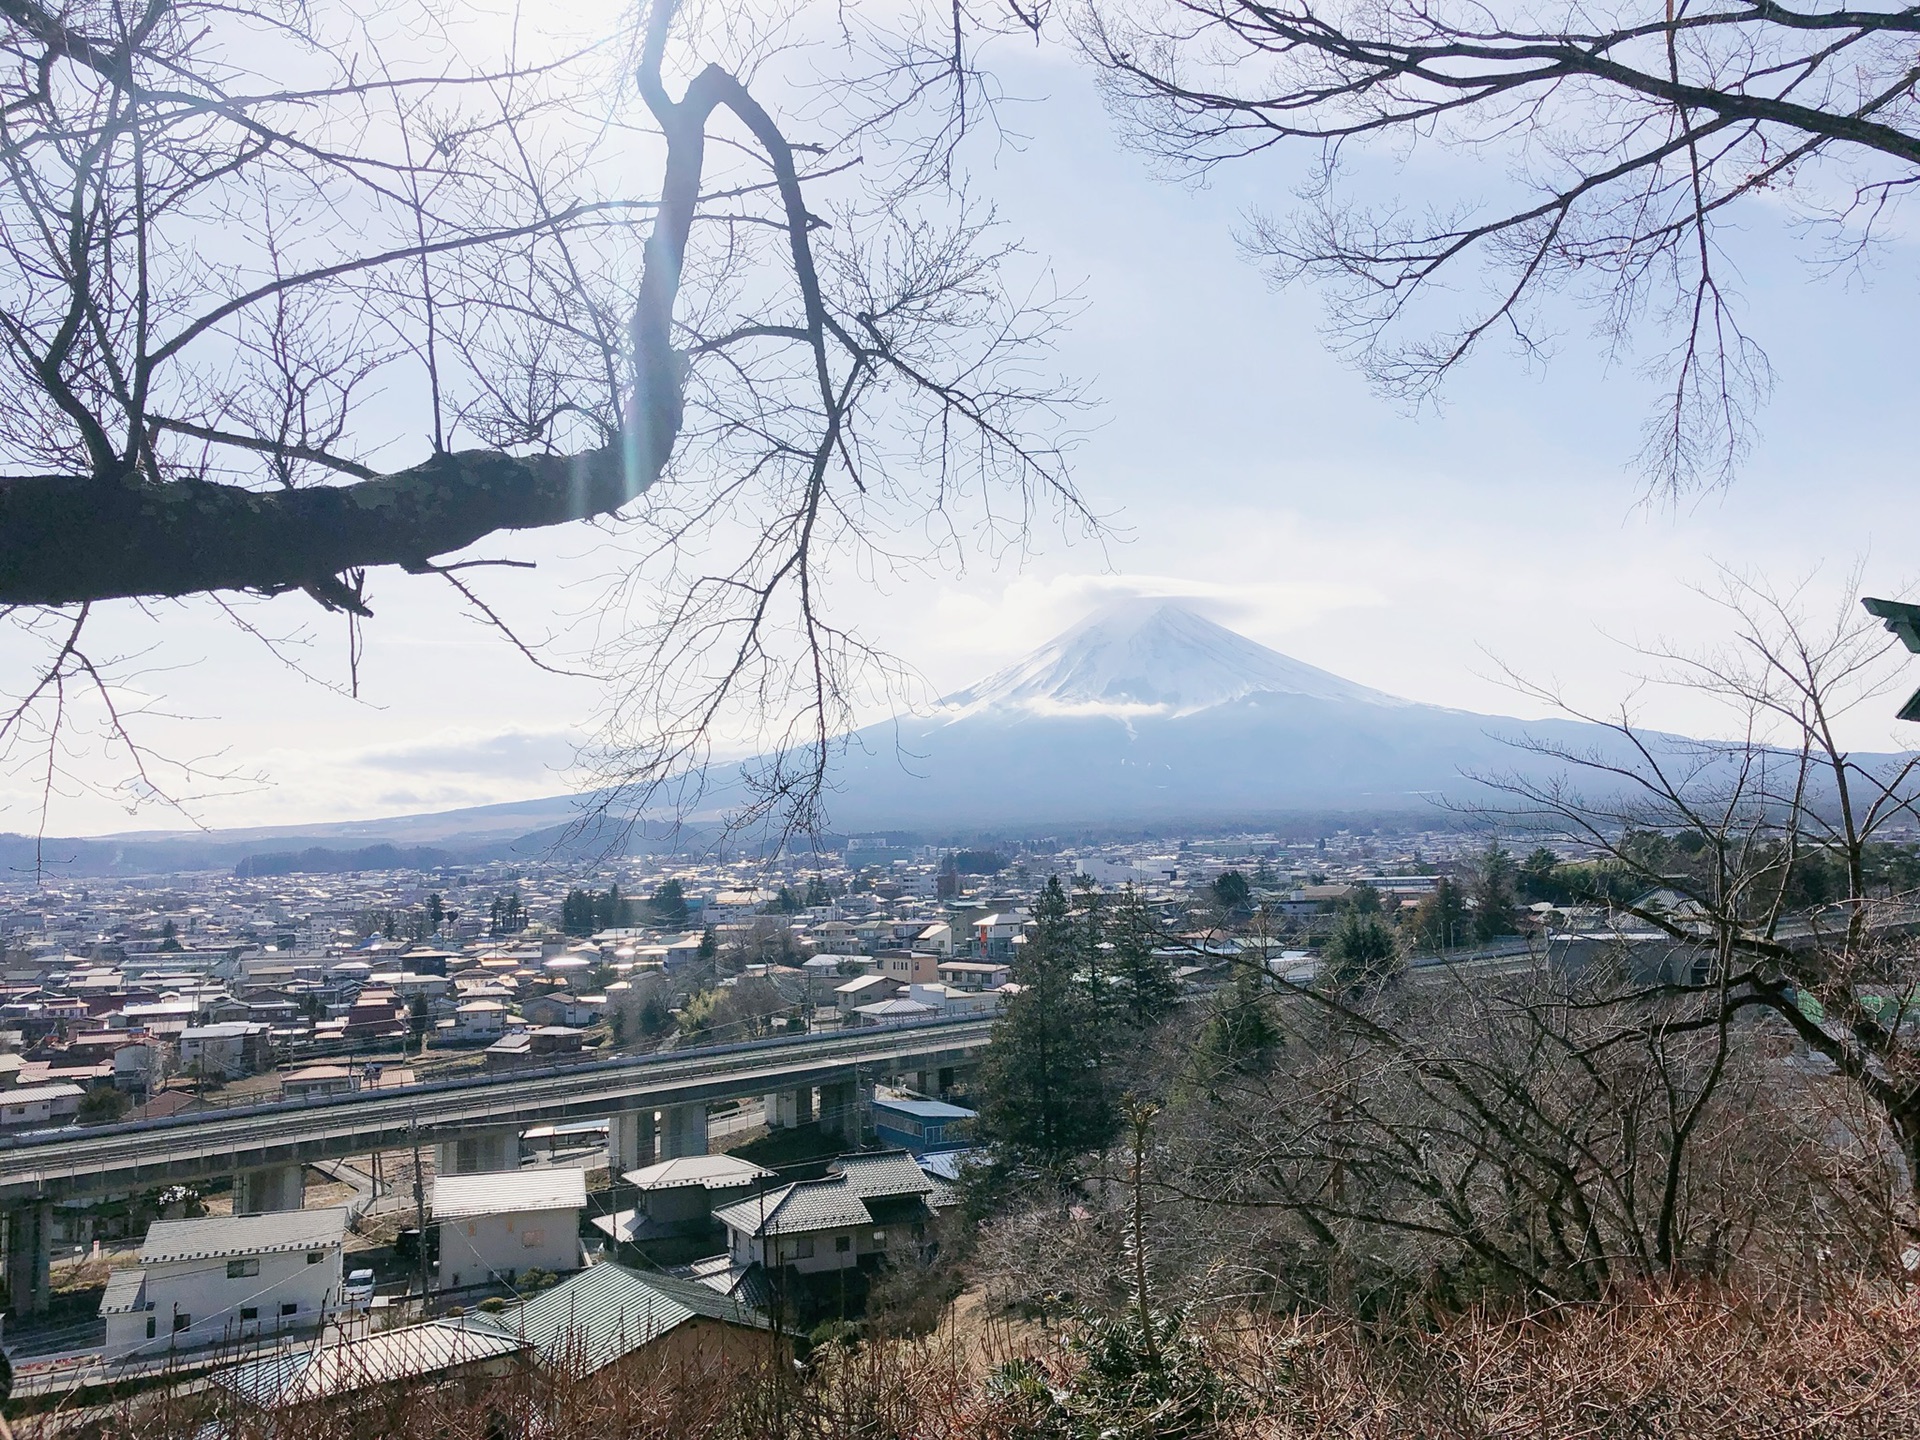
[1077,0,1920,491]
[0,0,1083,830]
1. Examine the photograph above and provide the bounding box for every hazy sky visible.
[7,26,1917,837]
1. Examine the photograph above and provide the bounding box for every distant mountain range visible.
[6,601,1877,875]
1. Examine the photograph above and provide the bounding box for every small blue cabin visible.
[871,1096,977,1154]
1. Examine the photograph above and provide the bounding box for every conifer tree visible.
[1322,910,1404,994]
[980,876,1118,1167]
[1193,962,1282,1081]
[1110,886,1179,1029]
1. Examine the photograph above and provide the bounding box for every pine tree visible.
[1472,842,1519,942]
[1322,910,1404,993]
[1411,878,1469,953]
[980,876,1118,1167]
[1110,886,1179,1029]
[1194,963,1281,1079]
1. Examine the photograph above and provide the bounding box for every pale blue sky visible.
[6,30,1915,835]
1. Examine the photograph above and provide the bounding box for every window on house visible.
[306,1251,324,1264]
[173,1313,190,1332]
[226,1258,258,1279]
[145,1317,156,1339]
[793,1236,815,1258]
[240,1307,258,1321]
[280,1302,298,1317]
[872,1229,888,1245]
[834,1235,851,1253]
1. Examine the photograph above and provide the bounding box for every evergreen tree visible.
[979,876,1117,1167]
[1518,847,1564,904]
[1211,870,1253,911]
[1194,962,1281,1079]
[427,893,444,930]
[1342,883,1383,915]
[1321,910,1404,993]
[1472,842,1519,942]
[804,875,833,907]
[1110,885,1179,1029]
[407,993,429,1052]
[561,888,595,936]
[1411,878,1469,953]
[651,879,690,926]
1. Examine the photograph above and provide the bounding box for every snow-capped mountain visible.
[943,600,1408,717]
[815,601,1641,827]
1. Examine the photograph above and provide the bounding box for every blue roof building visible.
[871,1095,976,1153]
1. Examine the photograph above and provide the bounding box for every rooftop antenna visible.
[1862,598,1920,722]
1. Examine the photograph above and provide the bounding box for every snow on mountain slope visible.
[942,600,1409,718]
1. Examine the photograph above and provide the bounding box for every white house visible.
[0,1082,84,1131]
[434,1168,585,1292]
[936,960,1010,992]
[101,1208,349,1360]
[451,999,508,1041]
[179,1021,271,1078]
[833,974,901,1015]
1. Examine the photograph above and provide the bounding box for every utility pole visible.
[410,1120,429,1311]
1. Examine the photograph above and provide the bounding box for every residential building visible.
[101,1208,349,1360]
[178,1021,271,1079]
[434,1168,585,1292]
[460,1262,770,1376]
[712,1150,946,1275]
[832,974,901,1015]
[210,1320,526,1408]
[874,950,941,986]
[936,960,1010,992]
[593,1154,777,1244]
[872,1096,977,1153]
[0,1081,83,1130]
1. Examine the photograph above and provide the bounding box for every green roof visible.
[472,1262,768,1376]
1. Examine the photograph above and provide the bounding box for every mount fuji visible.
[815,600,1633,829]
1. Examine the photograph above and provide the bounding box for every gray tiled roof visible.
[831,1150,933,1199]
[713,1178,872,1239]
[433,1168,586,1221]
[98,1266,146,1316]
[140,1207,349,1264]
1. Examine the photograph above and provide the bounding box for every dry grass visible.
[27,1283,1920,1439]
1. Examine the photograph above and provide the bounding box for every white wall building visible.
[0,1082,83,1130]
[434,1169,585,1292]
[101,1208,348,1361]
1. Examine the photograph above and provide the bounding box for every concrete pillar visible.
[434,1129,519,1176]
[234,1163,304,1215]
[763,1086,814,1129]
[608,1109,656,1175]
[818,1081,863,1144]
[657,1103,709,1159]
[4,1203,50,1318]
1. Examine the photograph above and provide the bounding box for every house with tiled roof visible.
[711,1150,949,1275]
[458,1261,770,1377]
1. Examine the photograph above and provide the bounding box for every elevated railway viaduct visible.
[0,1016,993,1313]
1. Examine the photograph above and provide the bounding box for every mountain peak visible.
[943,599,1406,717]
